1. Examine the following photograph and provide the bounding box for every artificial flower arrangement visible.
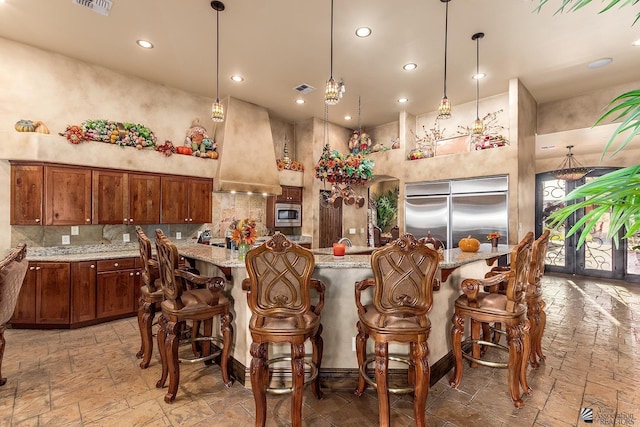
[314,144,374,185]
[457,109,509,151]
[487,231,502,240]
[230,218,257,246]
[276,158,304,171]
[59,119,157,148]
[408,120,444,160]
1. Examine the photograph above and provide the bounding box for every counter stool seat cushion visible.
[249,312,320,334]
[454,293,527,316]
[359,304,431,332]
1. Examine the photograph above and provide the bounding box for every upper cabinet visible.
[161,176,212,224]
[276,186,303,203]
[10,163,43,225]
[92,171,161,224]
[128,174,161,224]
[45,165,92,225]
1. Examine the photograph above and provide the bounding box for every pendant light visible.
[472,32,484,135]
[210,1,225,122]
[551,145,593,181]
[325,0,340,105]
[437,0,452,119]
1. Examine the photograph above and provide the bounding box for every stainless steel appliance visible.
[405,176,508,249]
[275,203,302,227]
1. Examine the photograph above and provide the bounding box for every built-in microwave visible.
[275,203,302,227]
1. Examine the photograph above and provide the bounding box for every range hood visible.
[213,96,282,195]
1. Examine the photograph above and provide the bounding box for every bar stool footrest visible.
[360,355,416,395]
[264,356,318,395]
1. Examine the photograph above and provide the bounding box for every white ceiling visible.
[1,0,638,144]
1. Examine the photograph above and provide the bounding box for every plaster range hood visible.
[213,96,282,195]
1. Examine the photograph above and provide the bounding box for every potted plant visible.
[372,188,399,233]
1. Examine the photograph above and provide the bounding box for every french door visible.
[536,169,639,282]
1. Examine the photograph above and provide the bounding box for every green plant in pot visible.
[539,0,640,249]
[372,187,399,233]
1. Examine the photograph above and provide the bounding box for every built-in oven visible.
[275,203,302,227]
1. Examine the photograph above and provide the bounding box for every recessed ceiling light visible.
[230,75,244,82]
[472,73,486,80]
[344,115,352,120]
[295,99,305,104]
[355,27,372,38]
[403,63,417,71]
[398,98,408,103]
[136,40,154,49]
[587,57,613,69]
[632,39,640,46]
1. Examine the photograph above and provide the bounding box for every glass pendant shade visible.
[211,99,224,122]
[437,97,451,119]
[325,77,340,105]
[472,118,484,134]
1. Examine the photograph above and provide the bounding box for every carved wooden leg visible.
[139,299,156,369]
[481,322,491,356]
[520,319,532,396]
[0,325,6,386]
[136,295,145,359]
[354,321,368,396]
[492,322,503,344]
[291,342,305,427]
[527,299,540,368]
[412,338,430,427]
[165,320,183,403]
[536,300,547,363]
[250,342,268,427]
[408,342,416,388]
[506,324,525,408]
[470,319,481,368]
[220,312,233,387]
[155,314,169,389]
[201,319,213,365]
[374,341,390,427]
[191,320,201,357]
[310,324,324,399]
[449,312,464,388]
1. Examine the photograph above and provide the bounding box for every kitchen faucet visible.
[337,237,353,247]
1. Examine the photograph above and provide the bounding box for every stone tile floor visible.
[1,273,638,426]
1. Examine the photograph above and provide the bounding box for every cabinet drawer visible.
[97,258,135,272]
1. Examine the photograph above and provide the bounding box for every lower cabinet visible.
[96,258,137,319]
[71,261,97,323]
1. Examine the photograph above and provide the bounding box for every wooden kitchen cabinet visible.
[96,258,137,319]
[161,176,212,224]
[45,165,92,225]
[10,163,43,225]
[276,186,303,203]
[92,171,160,224]
[71,261,97,323]
[11,262,71,326]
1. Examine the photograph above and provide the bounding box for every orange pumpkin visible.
[176,146,193,155]
[458,235,480,252]
[208,151,219,159]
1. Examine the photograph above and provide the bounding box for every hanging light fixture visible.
[437,0,452,119]
[325,0,341,105]
[551,145,593,181]
[210,1,225,122]
[472,32,484,135]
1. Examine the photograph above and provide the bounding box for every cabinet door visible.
[71,261,97,323]
[286,186,303,203]
[10,164,44,225]
[45,166,92,225]
[11,264,37,323]
[35,262,71,324]
[96,270,136,318]
[265,196,276,228]
[188,178,213,223]
[160,176,189,223]
[129,174,160,224]
[92,170,128,224]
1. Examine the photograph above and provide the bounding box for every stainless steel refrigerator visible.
[405,176,508,249]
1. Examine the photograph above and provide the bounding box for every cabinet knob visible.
[35,218,40,223]
[91,264,95,269]
[124,218,128,223]
[86,218,91,222]
[184,218,189,222]
[129,218,134,222]
[29,266,36,271]
[35,266,41,270]
[189,218,193,222]
[114,262,119,267]
[130,272,134,276]
[136,272,140,276]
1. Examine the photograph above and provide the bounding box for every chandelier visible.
[437,0,452,119]
[210,1,225,122]
[551,145,593,181]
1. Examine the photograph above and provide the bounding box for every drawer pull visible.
[114,262,119,267]
[129,272,134,276]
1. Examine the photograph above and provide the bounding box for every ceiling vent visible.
[72,0,113,16]
[293,83,316,94]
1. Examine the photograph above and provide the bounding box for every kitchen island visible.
[178,242,512,386]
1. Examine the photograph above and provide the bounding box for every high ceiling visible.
[1,0,638,134]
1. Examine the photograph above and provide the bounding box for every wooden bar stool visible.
[450,232,533,408]
[154,229,233,403]
[242,233,326,427]
[354,234,440,427]
[525,230,550,368]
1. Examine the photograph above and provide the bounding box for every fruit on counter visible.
[458,235,480,252]
[14,119,36,132]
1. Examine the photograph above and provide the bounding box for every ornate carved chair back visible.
[0,243,28,326]
[369,234,439,320]
[504,232,534,313]
[419,231,445,251]
[154,229,184,310]
[373,225,382,247]
[136,226,157,292]
[244,233,315,324]
[390,226,400,240]
[528,230,550,294]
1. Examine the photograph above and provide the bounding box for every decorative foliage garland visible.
[60,119,157,148]
[314,144,374,185]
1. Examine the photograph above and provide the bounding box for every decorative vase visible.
[491,237,499,248]
[238,243,251,261]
